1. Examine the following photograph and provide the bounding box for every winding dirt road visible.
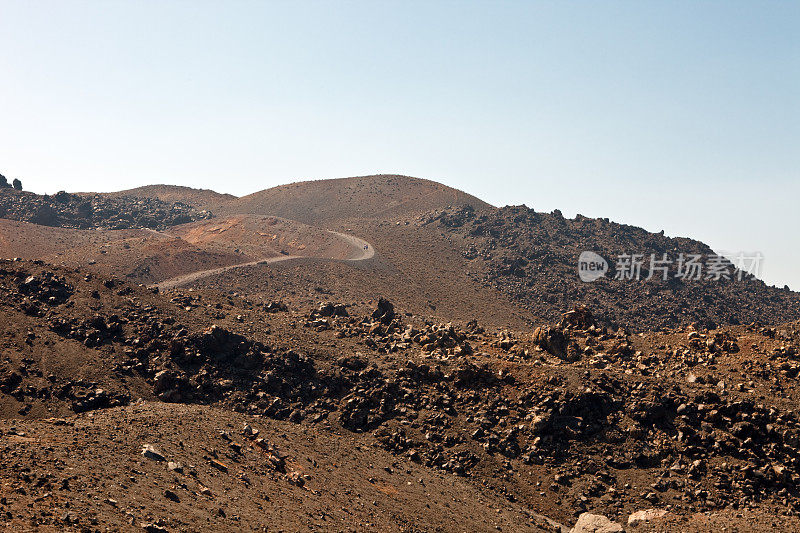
[153,229,374,290]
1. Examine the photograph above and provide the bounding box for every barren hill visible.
[0,403,556,532]
[58,174,797,332]
[4,174,798,332]
[98,184,236,210]
[219,174,492,226]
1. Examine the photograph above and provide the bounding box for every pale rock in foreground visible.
[570,512,625,533]
[141,444,166,462]
[627,508,668,527]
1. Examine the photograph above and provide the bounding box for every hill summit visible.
[220,174,492,225]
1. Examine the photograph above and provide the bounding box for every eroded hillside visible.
[3,259,800,531]
[421,204,800,330]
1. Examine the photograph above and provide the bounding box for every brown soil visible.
[2,174,799,532]
[0,402,562,532]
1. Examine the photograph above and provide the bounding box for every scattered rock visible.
[141,444,166,462]
[141,523,169,533]
[167,461,183,474]
[209,459,228,473]
[0,187,213,230]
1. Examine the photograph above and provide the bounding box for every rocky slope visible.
[97,184,236,211]
[3,259,800,531]
[3,175,800,531]
[0,188,213,230]
[421,204,800,330]
[1,402,558,532]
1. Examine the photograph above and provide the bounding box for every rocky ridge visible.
[0,188,213,230]
[421,204,800,330]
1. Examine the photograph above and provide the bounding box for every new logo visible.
[578,251,608,282]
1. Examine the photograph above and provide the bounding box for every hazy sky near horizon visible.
[1,1,798,289]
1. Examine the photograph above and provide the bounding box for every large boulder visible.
[317,301,348,317]
[372,297,395,325]
[560,305,596,330]
[533,325,580,361]
[570,513,624,533]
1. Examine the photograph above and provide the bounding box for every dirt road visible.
[153,229,374,290]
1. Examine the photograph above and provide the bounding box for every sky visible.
[0,1,798,289]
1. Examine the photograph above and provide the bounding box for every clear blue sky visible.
[1,1,798,289]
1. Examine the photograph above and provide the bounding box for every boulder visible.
[141,444,166,462]
[627,509,667,527]
[570,512,624,533]
[560,305,596,330]
[372,297,395,324]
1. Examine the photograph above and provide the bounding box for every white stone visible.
[141,444,166,462]
[627,508,668,527]
[570,512,625,533]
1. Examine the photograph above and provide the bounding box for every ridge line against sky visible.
[0,1,797,288]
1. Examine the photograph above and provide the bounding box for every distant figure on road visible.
[364,244,368,250]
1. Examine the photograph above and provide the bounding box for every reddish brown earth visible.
[1,403,561,532]
[2,174,799,532]
[0,213,370,288]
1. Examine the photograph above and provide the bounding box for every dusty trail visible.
[153,228,374,290]
[329,229,375,260]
